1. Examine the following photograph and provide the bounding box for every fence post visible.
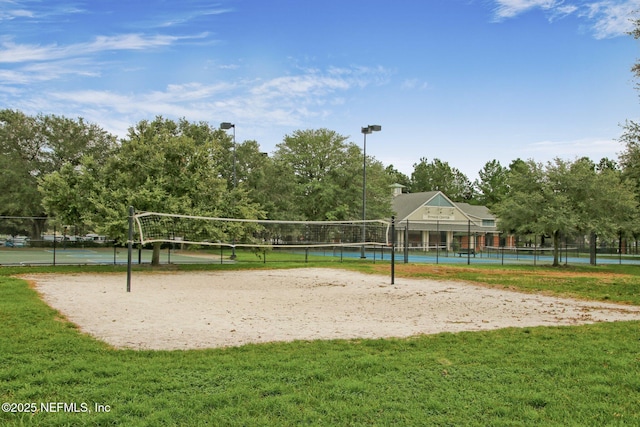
[436,220,439,264]
[467,220,471,265]
[53,225,57,266]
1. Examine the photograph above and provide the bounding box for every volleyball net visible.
[125,209,397,291]
[133,211,391,248]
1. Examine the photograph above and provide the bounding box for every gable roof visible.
[391,191,440,221]
[454,202,494,220]
[391,191,496,221]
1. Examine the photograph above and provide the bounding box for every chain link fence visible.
[3,216,639,267]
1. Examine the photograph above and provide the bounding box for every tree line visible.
[2,108,640,266]
[0,110,515,229]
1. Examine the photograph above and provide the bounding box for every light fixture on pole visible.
[219,122,236,188]
[220,122,237,259]
[361,124,382,259]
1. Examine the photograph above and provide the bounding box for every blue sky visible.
[1,0,639,180]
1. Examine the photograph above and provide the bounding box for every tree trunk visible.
[589,232,597,266]
[32,217,47,240]
[152,242,161,266]
[552,230,560,267]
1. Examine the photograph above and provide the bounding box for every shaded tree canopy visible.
[475,159,508,208]
[410,157,475,202]
[1,109,116,238]
[493,157,637,266]
[269,128,393,221]
[40,117,263,264]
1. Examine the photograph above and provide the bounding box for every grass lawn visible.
[1,261,639,426]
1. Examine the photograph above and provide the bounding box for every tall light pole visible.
[361,124,382,258]
[219,122,236,188]
[220,122,236,259]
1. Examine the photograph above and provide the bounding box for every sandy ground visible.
[24,268,640,350]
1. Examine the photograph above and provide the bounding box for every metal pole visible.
[221,122,238,260]
[232,125,237,189]
[231,125,237,260]
[361,131,367,259]
[53,225,56,266]
[404,220,409,263]
[436,220,439,264]
[127,206,134,292]
[391,216,395,285]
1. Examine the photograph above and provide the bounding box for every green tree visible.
[40,117,263,265]
[629,16,640,85]
[619,120,640,193]
[384,165,411,190]
[596,157,618,172]
[0,109,116,237]
[269,128,393,221]
[410,158,475,201]
[493,159,570,266]
[475,159,508,208]
[494,158,637,266]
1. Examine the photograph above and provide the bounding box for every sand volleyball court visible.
[24,268,640,350]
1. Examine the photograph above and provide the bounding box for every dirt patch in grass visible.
[376,264,629,280]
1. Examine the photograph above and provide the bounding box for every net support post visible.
[53,225,57,266]
[127,206,134,292]
[391,216,395,285]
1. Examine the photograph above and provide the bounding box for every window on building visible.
[425,193,454,207]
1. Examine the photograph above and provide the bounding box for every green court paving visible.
[0,247,223,266]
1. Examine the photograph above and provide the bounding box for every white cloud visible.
[401,78,429,90]
[251,75,350,99]
[492,0,640,38]
[0,32,208,63]
[522,137,623,159]
[157,8,232,28]
[0,8,33,20]
[31,66,390,137]
[583,0,640,39]
[0,1,86,27]
[493,0,558,20]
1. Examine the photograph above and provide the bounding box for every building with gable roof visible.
[390,185,510,253]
